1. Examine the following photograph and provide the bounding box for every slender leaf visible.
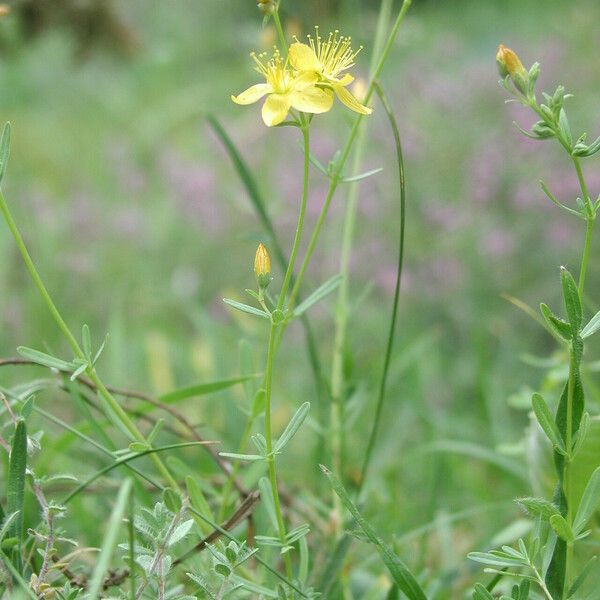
[7,420,27,572]
[532,393,567,454]
[322,465,427,600]
[158,375,254,404]
[0,122,10,183]
[293,276,342,317]
[359,81,408,490]
[539,303,572,342]
[560,267,582,332]
[567,555,597,598]
[274,402,310,453]
[17,346,73,371]
[581,310,600,339]
[87,478,133,600]
[572,467,600,534]
[223,298,269,319]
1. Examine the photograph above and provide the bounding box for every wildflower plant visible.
[469,46,600,600]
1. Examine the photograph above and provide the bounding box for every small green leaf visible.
[558,108,572,145]
[273,402,310,454]
[560,267,582,332]
[0,122,11,184]
[17,346,73,371]
[581,310,600,339]
[293,275,343,318]
[341,167,383,183]
[185,475,214,533]
[19,395,35,419]
[532,393,567,454]
[128,442,149,453]
[223,298,269,319]
[540,303,572,341]
[251,388,266,418]
[549,514,574,543]
[218,452,264,462]
[572,467,600,535]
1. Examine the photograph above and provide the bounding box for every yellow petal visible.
[336,73,354,86]
[288,42,321,72]
[290,86,334,115]
[262,93,292,126]
[231,83,271,105]
[333,84,372,115]
[293,71,319,91]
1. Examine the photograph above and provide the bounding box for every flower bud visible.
[257,0,276,16]
[496,44,529,94]
[254,243,272,288]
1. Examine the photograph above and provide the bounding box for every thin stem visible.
[0,189,179,492]
[260,121,311,581]
[273,4,288,55]
[578,212,595,298]
[263,323,293,577]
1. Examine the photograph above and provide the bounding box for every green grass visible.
[1,0,600,598]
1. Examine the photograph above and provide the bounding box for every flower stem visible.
[0,189,179,492]
[260,121,310,581]
[273,3,288,55]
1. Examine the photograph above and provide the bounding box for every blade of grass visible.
[322,465,427,600]
[7,420,27,573]
[358,81,407,493]
[87,478,133,600]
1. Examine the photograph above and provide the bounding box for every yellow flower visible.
[232,50,334,127]
[289,28,372,116]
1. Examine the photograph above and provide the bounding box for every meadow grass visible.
[1,0,600,598]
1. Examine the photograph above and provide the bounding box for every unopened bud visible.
[254,243,272,288]
[496,44,529,94]
[257,0,276,16]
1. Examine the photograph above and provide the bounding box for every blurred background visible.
[1,0,600,594]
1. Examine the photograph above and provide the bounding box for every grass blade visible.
[7,419,27,573]
[322,465,427,600]
[358,81,407,491]
[87,478,133,600]
[158,375,255,404]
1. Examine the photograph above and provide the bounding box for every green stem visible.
[0,189,179,492]
[329,0,396,513]
[578,211,595,298]
[288,0,412,307]
[273,4,288,54]
[260,122,311,581]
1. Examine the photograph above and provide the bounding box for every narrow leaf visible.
[7,420,27,572]
[274,402,310,453]
[218,452,264,462]
[158,375,254,404]
[572,467,600,534]
[539,303,572,342]
[532,393,567,454]
[581,310,600,339]
[293,276,343,318]
[17,346,73,371]
[223,298,269,319]
[0,122,10,183]
[560,267,582,332]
